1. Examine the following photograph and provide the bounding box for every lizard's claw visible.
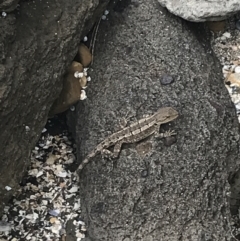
[155,130,177,138]
[164,130,177,137]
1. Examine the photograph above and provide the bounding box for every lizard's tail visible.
[76,150,97,171]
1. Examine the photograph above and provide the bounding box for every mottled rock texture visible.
[0,0,109,214]
[0,0,19,12]
[68,0,240,240]
[158,0,240,22]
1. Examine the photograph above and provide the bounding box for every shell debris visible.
[0,120,86,240]
[211,20,240,122]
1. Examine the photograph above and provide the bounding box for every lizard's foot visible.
[101,150,115,172]
[155,130,177,138]
[101,149,114,159]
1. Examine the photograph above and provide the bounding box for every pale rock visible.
[157,0,240,22]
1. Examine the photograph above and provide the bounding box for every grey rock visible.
[68,0,240,240]
[0,0,19,12]
[158,0,240,22]
[0,0,109,215]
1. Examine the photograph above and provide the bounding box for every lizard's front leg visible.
[102,141,123,159]
[154,125,177,138]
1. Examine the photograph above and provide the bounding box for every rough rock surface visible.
[157,0,240,22]
[0,0,19,12]
[0,0,109,215]
[68,0,240,240]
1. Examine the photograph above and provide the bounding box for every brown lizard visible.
[76,107,179,172]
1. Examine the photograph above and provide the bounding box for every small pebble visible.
[83,36,88,42]
[2,12,7,18]
[141,170,148,178]
[101,15,107,20]
[160,74,174,85]
[70,106,75,111]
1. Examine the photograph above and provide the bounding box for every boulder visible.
[0,0,109,215]
[157,0,240,22]
[67,0,240,240]
[0,0,19,12]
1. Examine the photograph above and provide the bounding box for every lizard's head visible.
[155,107,179,123]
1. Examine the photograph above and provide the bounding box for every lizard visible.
[76,107,179,173]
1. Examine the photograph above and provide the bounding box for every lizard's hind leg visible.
[101,141,123,159]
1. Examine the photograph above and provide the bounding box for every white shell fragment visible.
[80,90,87,100]
[25,125,30,132]
[222,32,231,39]
[68,186,78,193]
[104,10,109,15]
[5,186,12,191]
[0,221,12,232]
[26,212,39,221]
[1,12,7,18]
[42,128,47,133]
[83,68,88,76]
[235,66,240,74]
[56,171,67,178]
[83,36,88,42]
[36,170,44,177]
[74,71,84,78]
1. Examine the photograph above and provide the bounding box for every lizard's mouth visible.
[168,109,179,119]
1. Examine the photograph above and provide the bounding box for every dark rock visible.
[68,1,240,240]
[160,74,174,85]
[0,0,19,12]
[0,0,110,215]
